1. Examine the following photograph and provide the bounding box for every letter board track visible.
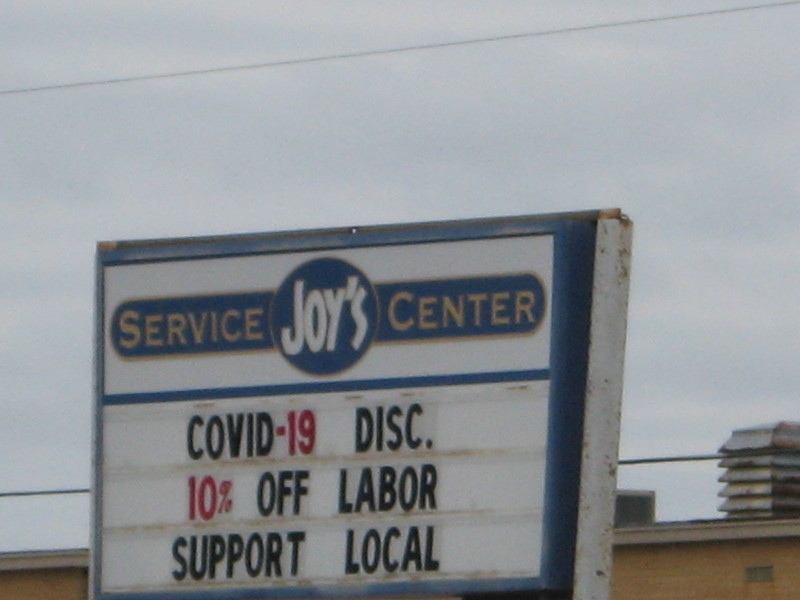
[93,210,630,600]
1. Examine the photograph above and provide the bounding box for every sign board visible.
[93,210,631,600]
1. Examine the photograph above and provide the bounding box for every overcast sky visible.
[2,1,800,552]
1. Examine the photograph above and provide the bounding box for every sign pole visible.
[572,215,632,600]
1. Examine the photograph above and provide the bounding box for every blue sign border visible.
[94,211,601,600]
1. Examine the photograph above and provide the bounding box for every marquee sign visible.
[93,210,631,600]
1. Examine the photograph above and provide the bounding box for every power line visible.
[0,488,90,499]
[1,446,794,499]
[620,454,724,465]
[620,447,800,465]
[2,0,799,96]
[0,455,766,498]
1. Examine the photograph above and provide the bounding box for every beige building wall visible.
[0,550,88,600]
[4,525,800,600]
[612,521,800,600]
[0,567,87,600]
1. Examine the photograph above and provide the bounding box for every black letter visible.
[344,529,359,574]
[386,405,403,450]
[256,412,274,456]
[246,413,255,456]
[226,413,245,458]
[338,470,353,513]
[172,537,188,580]
[227,534,244,578]
[375,406,384,451]
[402,527,422,572]
[354,468,376,512]
[378,466,397,511]
[405,403,423,449]
[245,533,264,577]
[355,408,372,452]
[420,464,437,510]
[208,534,226,579]
[293,470,309,515]
[362,529,381,574]
[189,535,208,580]
[398,466,419,512]
[424,526,440,571]
[383,527,401,572]
[278,470,293,516]
[257,471,276,517]
[287,531,305,576]
[206,416,224,460]
[265,532,282,577]
[187,416,203,460]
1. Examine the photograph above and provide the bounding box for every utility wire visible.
[2,0,799,96]
[621,447,800,465]
[620,453,725,465]
[0,488,90,499]
[2,447,797,498]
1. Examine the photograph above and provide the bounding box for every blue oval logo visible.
[270,258,379,375]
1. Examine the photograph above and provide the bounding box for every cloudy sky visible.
[2,1,799,552]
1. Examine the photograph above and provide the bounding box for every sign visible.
[93,210,631,600]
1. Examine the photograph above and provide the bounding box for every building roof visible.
[0,548,88,571]
[614,517,800,546]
